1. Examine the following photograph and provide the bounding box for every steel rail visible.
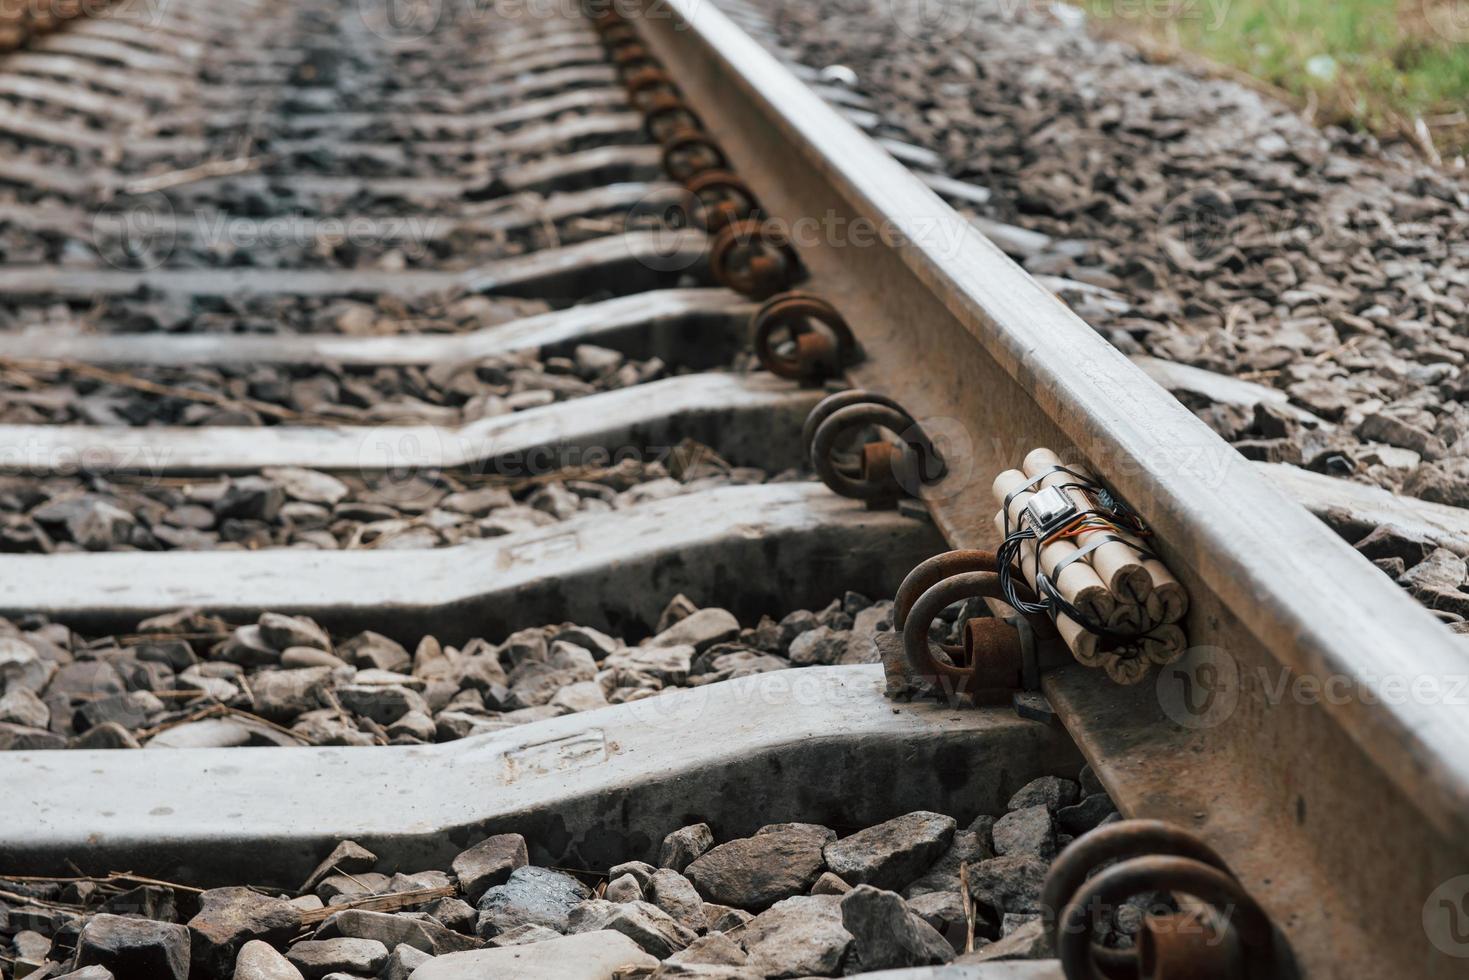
[631,1,1469,975]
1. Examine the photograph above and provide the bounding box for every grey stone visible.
[476,866,592,937]
[840,604,891,665]
[286,937,388,977]
[146,717,253,749]
[664,931,748,966]
[907,890,968,950]
[174,666,241,703]
[498,628,548,668]
[1057,794,1118,836]
[49,659,125,700]
[73,691,162,733]
[216,477,285,522]
[485,923,562,947]
[135,639,196,672]
[704,904,752,933]
[422,898,476,935]
[992,805,1057,859]
[301,840,378,893]
[685,828,826,910]
[647,869,708,934]
[604,874,644,903]
[604,645,694,685]
[0,636,57,693]
[823,811,956,891]
[549,680,608,713]
[391,870,453,893]
[1007,776,1081,812]
[388,710,437,742]
[98,884,174,920]
[71,721,143,749]
[322,909,481,955]
[188,886,304,976]
[452,834,528,902]
[1405,459,1469,509]
[840,884,953,969]
[52,968,117,980]
[810,872,851,895]
[904,830,993,897]
[651,965,761,979]
[281,648,347,669]
[574,344,625,376]
[263,468,349,506]
[335,684,428,725]
[440,487,514,516]
[609,860,659,890]
[382,944,432,980]
[0,720,65,749]
[787,626,851,666]
[756,822,836,845]
[554,624,621,659]
[567,899,696,957]
[958,917,1052,961]
[76,913,190,980]
[966,855,1050,916]
[1399,548,1469,617]
[739,895,852,979]
[339,631,412,672]
[408,931,657,980]
[655,594,700,633]
[258,613,331,653]
[218,625,281,667]
[648,608,739,652]
[0,687,49,728]
[1353,523,1436,566]
[234,939,305,980]
[250,668,333,723]
[659,824,714,872]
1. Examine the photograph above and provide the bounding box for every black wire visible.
[997,475,1152,648]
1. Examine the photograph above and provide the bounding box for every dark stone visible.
[452,834,528,902]
[685,828,827,910]
[188,886,303,977]
[659,823,714,872]
[76,913,190,980]
[840,885,953,969]
[475,866,591,937]
[823,812,956,892]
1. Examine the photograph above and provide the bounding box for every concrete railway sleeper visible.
[0,0,1462,978]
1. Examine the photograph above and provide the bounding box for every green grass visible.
[1079,0,1469,161]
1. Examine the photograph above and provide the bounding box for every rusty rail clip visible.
[1043,820,1298,980]
[890,550,1045,704]
[803,390,945,503]
[751,292,857,382]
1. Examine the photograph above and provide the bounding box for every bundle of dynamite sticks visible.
[992,448,1188,685]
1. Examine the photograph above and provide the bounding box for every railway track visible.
[0,0,1466,977]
